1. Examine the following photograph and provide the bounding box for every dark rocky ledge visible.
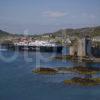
[32,67,57,74]
[64,77,100,86]
[53,55,100,63]
[33,66,100,75]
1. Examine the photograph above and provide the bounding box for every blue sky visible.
[0,0,100,34]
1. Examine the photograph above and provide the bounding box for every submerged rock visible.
[64,77,100,86]
[54,55,100,62]
[56,66,100,74]
[54,55,76,60]
[33,66,100,75]
[70,66,100,74]
[32,67,57,74]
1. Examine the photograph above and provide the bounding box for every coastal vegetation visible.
[0,26,100,43]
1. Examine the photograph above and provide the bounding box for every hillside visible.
[47,26,100,38]
[30,26,100,44]
[0,26,100,40]
[0,30,11,37]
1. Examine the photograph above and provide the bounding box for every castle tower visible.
[77,36,92,57]
[69,36,92,57]
[69,41,78,56]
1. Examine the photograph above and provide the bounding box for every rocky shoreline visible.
[32,66,100,86]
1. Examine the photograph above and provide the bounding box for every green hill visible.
[51,26,100,37]
[0,26,100,40]
[0,30,11,37]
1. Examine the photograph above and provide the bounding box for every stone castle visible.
[69,36,92,57]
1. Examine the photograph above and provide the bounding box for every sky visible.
[0,0,100,34]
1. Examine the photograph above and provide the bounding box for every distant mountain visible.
[0,26,100,39]
[50,26,100,37]
[0,30,11,37]
[0,30,25,38]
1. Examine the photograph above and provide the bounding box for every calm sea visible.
[0,49,100,100]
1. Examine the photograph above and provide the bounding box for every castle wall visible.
[77,38,86,57]
[69,37,92,57]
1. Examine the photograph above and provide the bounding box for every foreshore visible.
[53,55,100,63]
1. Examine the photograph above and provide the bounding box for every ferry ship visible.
[4,40,63,53]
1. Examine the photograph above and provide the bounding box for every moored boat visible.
[3,40,63,53]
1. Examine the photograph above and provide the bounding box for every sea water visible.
[0,49,100,100]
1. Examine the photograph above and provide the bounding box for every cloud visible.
[42,11,67,18]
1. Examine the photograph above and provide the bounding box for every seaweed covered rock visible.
[54,55,76,60]
[64,77,100,86]
[53,55,99,62]
[56,66,100,74]
[32,67,57,74]
[71,66,100,74]
[32,66,100,75]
